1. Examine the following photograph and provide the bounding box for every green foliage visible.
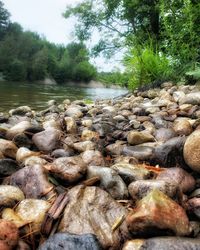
[160,0,200,69]
[98,71,128,87]
[124,44,173,89]
[64,0,160,55]
[5,59,26,81]
[73,61,97,82]
[29,49,48,81]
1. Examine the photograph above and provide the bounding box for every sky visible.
[2,0,123,71]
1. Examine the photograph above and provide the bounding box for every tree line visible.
[0,1,97,83]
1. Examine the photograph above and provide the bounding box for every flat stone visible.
[59,185,129,249]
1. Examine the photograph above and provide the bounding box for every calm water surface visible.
[0,81,128,112]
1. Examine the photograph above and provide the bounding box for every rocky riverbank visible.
[1,82,200,249]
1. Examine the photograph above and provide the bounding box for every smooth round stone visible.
[184,130,200,172]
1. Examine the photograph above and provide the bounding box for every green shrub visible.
[73,61,97,82]
[124,44,173,89]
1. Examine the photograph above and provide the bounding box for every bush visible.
[124,44,173,89]
[73,61,97,82]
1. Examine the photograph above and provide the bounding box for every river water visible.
[0,81,128,112]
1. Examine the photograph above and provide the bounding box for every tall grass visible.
[124,44,173,90]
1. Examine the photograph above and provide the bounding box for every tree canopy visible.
[0,1,96,83]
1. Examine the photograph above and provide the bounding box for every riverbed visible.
[0,81,128,112]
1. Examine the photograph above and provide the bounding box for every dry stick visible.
[41,192,69,236]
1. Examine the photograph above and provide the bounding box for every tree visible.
[64,0,161,55]
[0,1,10,39]
[29,49,48,81]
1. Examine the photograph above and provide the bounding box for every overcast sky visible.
[2,0,123,71]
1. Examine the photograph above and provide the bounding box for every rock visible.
[126,189,190,236]
[43,119,61,130]
[0,113,9,123]
[180,92,200,105]
[0,185,24,207]
[184,130,200,172]
[127,131,155,145]
[9,106,32,116]
[16,147,40,164]
[173,91,186,102]
[51,149,74,158]
[0,159,20,176]
[73,141,96,152]
[138,237,200,250]
[106,141,125,156]
[2,199,50,232]
[153,137,186,168]
[0,220,19,249]
[111,163,151,184]
[0,151,4,159]
[65,106,83,118]
[13,133,32,148]
[65,117,77,134]
[82,150,105,166]
[46,156,87,184]
[64,117,77,133]
[38,233,102,250]
[173,119,193,136]
[23,156,47,167]
[81,129,99,141]
[59,185,128,249]
[32,128,61,152]
[6,121,32,140]
[156,167,195,193]
[5,164,56,200]
[47,100,57,106]
[122,145,154,161]
[122,240,144,250]
[128,180,181,202]
[81,119,93,128]
[187,197,200,219]
[154,128,176,142]
[0,139,18,159]
[87,165,128,199]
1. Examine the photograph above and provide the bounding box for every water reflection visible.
[0,81,128,111]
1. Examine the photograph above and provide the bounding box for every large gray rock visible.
[39,233,102,250]
[32,128,61,152]
[5,164,56,200]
